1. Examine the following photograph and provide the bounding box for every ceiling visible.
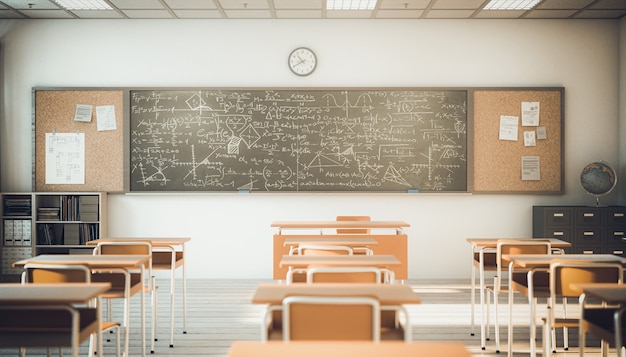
[0,0,625,20]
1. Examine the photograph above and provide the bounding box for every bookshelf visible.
[0,193,33,280]
[0,192,107,281]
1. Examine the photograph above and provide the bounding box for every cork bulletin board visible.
[34,89,127,192]
[472,88,564,193]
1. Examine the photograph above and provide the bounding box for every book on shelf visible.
[37,224,56,245]
[3,197,32,216]
[37,207,60,221]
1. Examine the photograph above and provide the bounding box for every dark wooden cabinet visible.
[533,206,625,256]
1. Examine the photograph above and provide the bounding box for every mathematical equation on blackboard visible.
[129,89,467,192]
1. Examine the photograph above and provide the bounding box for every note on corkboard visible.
[34,89,126,192]
[473,88,564,193]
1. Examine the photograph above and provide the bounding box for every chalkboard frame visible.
[31,86,564,194]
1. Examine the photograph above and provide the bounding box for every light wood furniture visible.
[12,254,149,357]
[465,237,571,350]
[0,283,110,357]
[574,283,626,357]
[543,261,623,355]
[253,283,419,342]
[272,220,409,280]
[336,215,371,234]
[21,263,121,357]
[504,254,626,357]
[228,341,472,357]
[88,237,191,348]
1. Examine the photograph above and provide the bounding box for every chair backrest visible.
[94,241,151,256]
[297,244,353,256]
[336,216,371,234]
[496,240,552,272]
[550,260,623,299]
[22,264,91,284]
[282,295,380,341]
[306,266,385,284]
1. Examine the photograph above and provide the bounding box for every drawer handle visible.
[583,213,595,217]
[614,251,624,255]
[552,213,564,217]
[553,231,564,236]
[583,250,594,254]
[614,232,625,236]
[583,232,594,236]
[614,213,625,217]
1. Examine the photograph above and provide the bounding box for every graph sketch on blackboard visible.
[129,89,468,192]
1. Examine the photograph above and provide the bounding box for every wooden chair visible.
[21,263,120,357]
[484,240,552,352]
[543,260,623,355]
[286,244,353,283]
[265,295,381,341]
[92,241,156,354]
[306,266,395,284]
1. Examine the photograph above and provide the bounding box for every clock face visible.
[288,47,317,76]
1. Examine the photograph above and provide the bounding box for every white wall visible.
[0,19,622,280]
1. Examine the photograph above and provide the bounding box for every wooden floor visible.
[0,279,619,356]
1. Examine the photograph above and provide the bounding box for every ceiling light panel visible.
[53,0,112,10]
[327,0,377,10]
[483,0,543,10]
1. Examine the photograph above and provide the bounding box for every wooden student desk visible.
[13,254,150,357]
[574,283,626,357]
[504,254,626,357]
[0,283,110,357]
[272,220,409,280]
[465,237,572,350]
[88,237,191,346]
[228,341,471,357]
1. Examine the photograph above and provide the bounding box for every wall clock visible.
[288,47,317,76]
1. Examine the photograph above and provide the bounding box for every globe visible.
[580,161,617,206]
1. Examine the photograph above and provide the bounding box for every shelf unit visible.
[0,192,107,281]
[532,205,626,256]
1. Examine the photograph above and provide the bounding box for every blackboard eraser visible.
[238,189,251,194]
[407,189,419,193]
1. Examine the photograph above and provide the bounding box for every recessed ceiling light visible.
[53,0,112,10]
[327,0,377,10]
[483,0,542,10]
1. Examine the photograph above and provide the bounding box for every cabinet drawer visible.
[606,229,625,244]
[574,227,601,244]
[606,207,626,226]
[573,245,600,255]
[574,207,601,226]
[543,208,572,226]
[543,227,572,241]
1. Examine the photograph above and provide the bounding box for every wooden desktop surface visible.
[467,237,572,248]
[12,254,150,269]
[87,237,191,247]
[271,220,410,230]
[279,254,400,268]
[283,236,379,246]
[252,283,421,305]
[228,341,470,357]
[503,254,626,269]
[572,283,626,304]
[0,283,110,304]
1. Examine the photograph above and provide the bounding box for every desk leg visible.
[141,265,146,357]
[508,262,514,357]
[528,269,537,357]
[479,248,486,350]
[170,249,176,348]
[182,244,187,334]
[470,245,476,336]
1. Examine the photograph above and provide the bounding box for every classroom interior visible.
[0,0,625,355]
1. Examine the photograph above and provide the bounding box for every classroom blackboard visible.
[129,89,468,192]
